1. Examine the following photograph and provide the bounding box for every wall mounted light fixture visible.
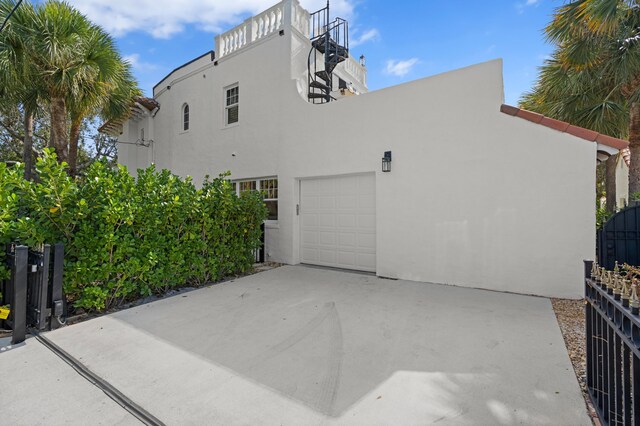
[382,151,392,172]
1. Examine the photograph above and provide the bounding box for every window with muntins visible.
[183,104,189,131]
[260,178,278,221]
[226,85,239,125]
[239,180,256,193]
[232,177,278,221]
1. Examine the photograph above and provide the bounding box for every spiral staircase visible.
[307,2,349,104]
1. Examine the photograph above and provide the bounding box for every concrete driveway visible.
[1,265,589,425]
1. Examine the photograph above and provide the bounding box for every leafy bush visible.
[596,206,614,229]
[0,149,267,311]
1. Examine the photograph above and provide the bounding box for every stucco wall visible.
[275,59,595,299]
[117,20,595,298]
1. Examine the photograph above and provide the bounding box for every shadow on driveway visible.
[43,265,589,425]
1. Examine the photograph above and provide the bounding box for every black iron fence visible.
[585,259,640,425]
[598,204,640,271]
[1,243,65,345]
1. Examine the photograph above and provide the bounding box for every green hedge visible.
[0,149,267,311]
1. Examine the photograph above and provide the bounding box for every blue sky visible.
[66,0,559,105]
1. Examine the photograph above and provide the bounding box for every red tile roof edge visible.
[500,104,629,151]
[98,97,159,135]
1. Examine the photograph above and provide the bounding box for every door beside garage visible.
[300,173,376,272]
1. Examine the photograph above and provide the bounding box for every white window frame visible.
[182,103,190,132]
[224,83,239,127]
[232,176,277,222]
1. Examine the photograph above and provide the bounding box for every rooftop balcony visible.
[214,0,366,89]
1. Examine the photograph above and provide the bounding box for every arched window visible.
[182,103,190,131]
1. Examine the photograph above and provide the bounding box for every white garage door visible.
[300,174,376,272]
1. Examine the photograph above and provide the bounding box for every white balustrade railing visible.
[214,0,367,89]
[216,1,292,58]
[291,1,310,37]
[342,55,367,87]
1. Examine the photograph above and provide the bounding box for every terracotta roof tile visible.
[99,96,159,136]
[516,109,544,124]
[499,104,519,116]
[501,104,629,151]
[540,116,570,132]
[566,125,599,141]
[135,97,159,111]
[596,133,628,150]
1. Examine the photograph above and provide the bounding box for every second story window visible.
[182,104,189,131]
[225,85,239,125]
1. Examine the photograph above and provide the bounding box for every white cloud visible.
[123,53,159,72]
[350,28,380,47]
[516,0,541,14]
[384,58,419,77]
[68,0,355,39]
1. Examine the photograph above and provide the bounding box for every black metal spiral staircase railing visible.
[308,2,349,104]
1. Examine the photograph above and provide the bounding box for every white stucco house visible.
[102,0,628,299]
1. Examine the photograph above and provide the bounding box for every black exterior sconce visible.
[382,151,392,172]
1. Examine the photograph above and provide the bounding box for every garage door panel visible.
[357,253,376,270]
[302,196,318,210]
[318,196,335,209]
[358,233,375,249]
[302,230,318,245]
[318,179,335,194]
[337,214,357,229]
[358,214,376,230]
[337,251,356,267]
[301,174,376,273]
[337,176,357,193]
[302,248,318,262]
[318,249,337,264]
[318,214,335,227]
[338,232,356,247]
[359,194,375,209]
[337,195,357,209]
[318,231,336,245]
[358,175,375,193]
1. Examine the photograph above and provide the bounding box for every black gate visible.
[1,243,65,344]
[599,204,640,270]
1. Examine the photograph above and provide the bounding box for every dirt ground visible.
[551,298,599,425]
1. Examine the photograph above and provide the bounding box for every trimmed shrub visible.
[0,149,267,311]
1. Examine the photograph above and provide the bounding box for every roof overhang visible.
[500,104,629,162]
[98,97,160,137]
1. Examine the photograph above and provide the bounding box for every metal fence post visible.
[36,244,51,330]
[11,245,28,345]
[50,243,64,330]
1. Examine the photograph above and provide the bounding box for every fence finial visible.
[604,270,612,291]
[614,274,623,300]
[622,279,631,307]
[630,280,640,314]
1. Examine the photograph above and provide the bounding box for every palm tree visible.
[545,0,640,196]
[1,0,140,172]
[0,0,40,179]
[66,25,140,175]
[521,51,628,212]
